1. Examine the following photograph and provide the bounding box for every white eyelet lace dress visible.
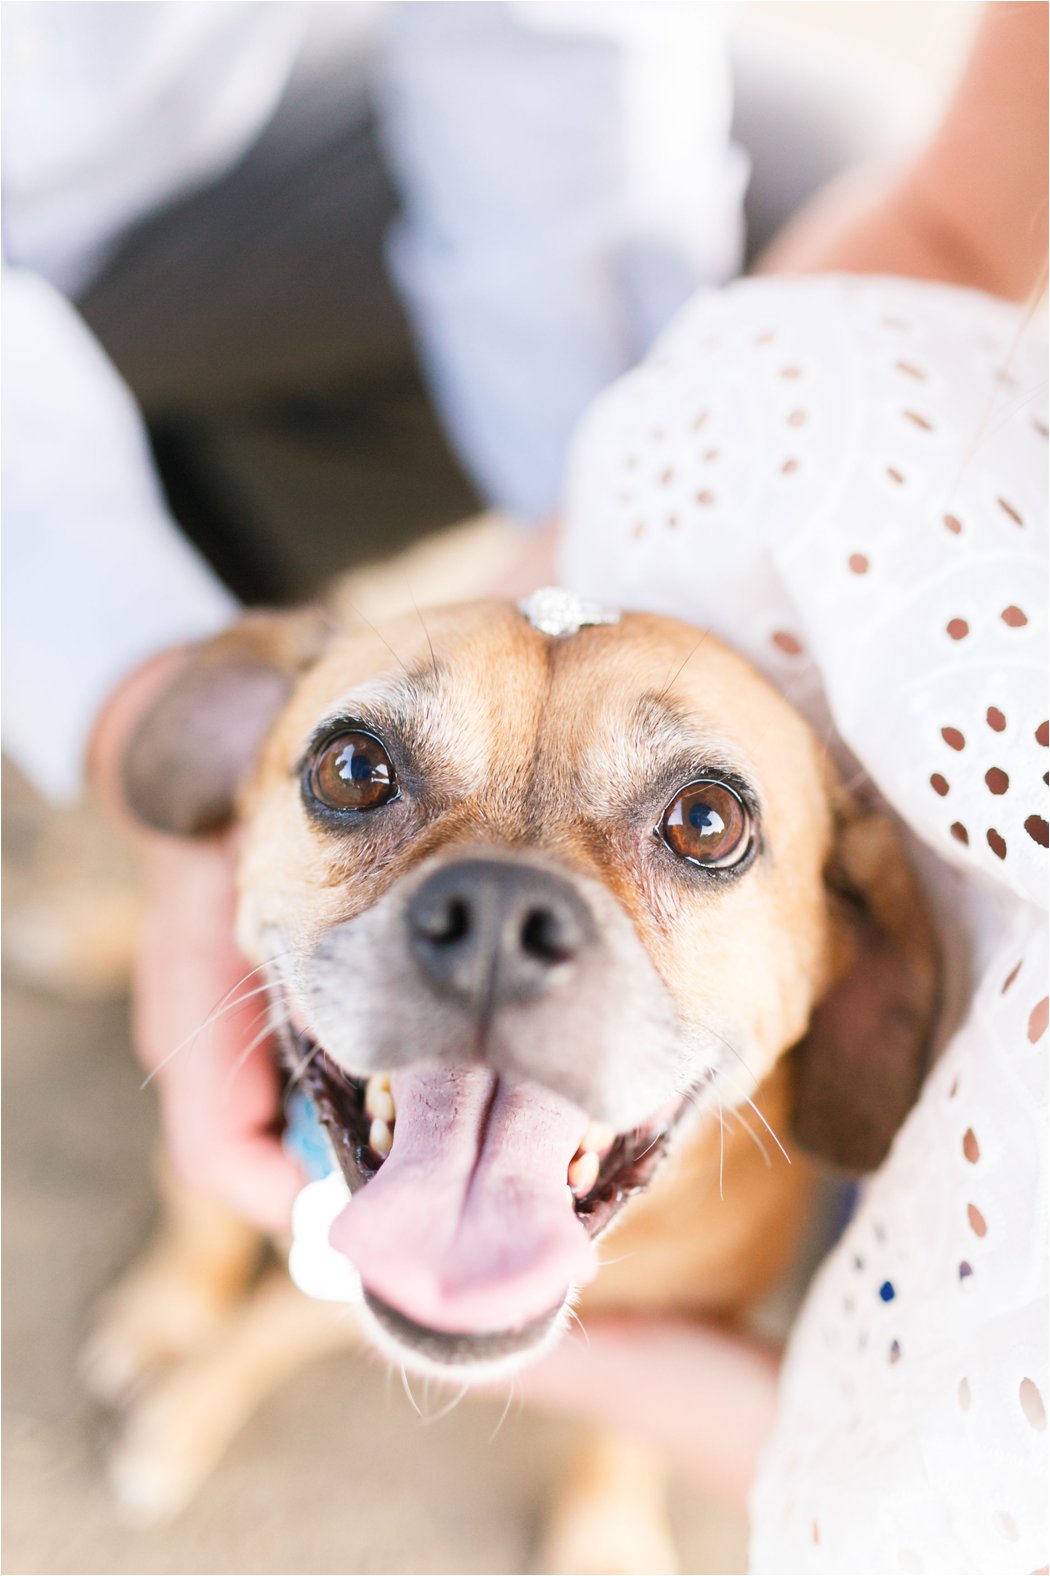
[558,275,1048,1576]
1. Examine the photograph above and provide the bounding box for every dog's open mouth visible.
[281,1030,685,1369]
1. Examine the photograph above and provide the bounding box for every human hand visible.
[89,650,302,1232]
[488,515,559,598]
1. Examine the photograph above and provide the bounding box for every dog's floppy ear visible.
[790,797,939,1173]
[122,609,330,837]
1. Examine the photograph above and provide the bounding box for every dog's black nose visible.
[407,858,594,1008]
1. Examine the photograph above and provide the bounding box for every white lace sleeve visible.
[559,275,1048,1575]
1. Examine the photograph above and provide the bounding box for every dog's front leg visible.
[107,1265,358,1522]
[539,1426,678,1576]
[81,1158,264,1405]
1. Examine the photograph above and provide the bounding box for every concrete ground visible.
[1,765,747,1575]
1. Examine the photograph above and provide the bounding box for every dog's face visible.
[126,598,935,1376]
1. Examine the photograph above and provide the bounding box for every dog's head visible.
[125,598,937,1374]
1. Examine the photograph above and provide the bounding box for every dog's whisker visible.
[682,1084,759,1187]
[219,1008,292,1101]
[399,1361,423,1418]
[405,574,439,681]
[487,1377,517,1443]
[564,1303,591,1350]
[726,1102,772,1168]
[595,1248,639,1269]
[138,987,275,1090]
[197,951,301,1031]
[139,987,273,1089]
[139,961,298,1090]
[341,594,412,677]
[704,1023,764,1097]
[689,1022,793,1168]
[421,1382,470,1425]
[328,1301,362,1333]
[717,1097,725,1201]
[774,658,826,715]
[632,1127,666,1166]
[738,1091,791,1165]
[712,1096,773,1170]
[282,1035,325,1104]
[718,1068,792,1167]
[233,998,285,1053]
[656,627,711,706]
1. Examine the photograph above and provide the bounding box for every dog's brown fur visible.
[87,546,938,1568]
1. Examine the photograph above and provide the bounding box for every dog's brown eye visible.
[306,730,397,812]
[659,780,750,869]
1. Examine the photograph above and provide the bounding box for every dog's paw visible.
[79,1324,151,1409]
[538,1501,680,1576]
[541,1430,680,1575]
[108,1439,194,1527]
[106,1373,223,1524]
[80,1273,237,1407]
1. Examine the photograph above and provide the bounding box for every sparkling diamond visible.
[518,586,621,638]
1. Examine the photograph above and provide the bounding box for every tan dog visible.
[84,578,937,1570]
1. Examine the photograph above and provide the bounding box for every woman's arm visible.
[521,1316,781,1513]
[758,2,1048,300]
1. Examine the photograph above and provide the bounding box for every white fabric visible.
[1,2,314,296]
[381,1,745,519]
[2,0,741,799]
[0,268,239,802]
[559,275,1048,1575]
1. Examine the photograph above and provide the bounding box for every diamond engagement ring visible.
[517,587,621,638]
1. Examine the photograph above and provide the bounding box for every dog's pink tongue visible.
[329,1066,598,1333]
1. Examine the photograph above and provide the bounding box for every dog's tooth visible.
[580,1120,615,1155]
[568,1149,600,1196]
[365,1075,395,1125]
[369,1117,393,1159]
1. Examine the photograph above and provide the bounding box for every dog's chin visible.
[356,1287,573,1385]
[280,1025,696,1375]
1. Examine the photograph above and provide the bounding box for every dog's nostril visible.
[408,860,594,1004]
[521,907,574,964]
[414,896,471,946]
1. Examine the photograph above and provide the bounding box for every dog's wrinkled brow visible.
[303,663,448,757]
[302,658,498,800]
[630,692,706,756]
[576,691,761,819]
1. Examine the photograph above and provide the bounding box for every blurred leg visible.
[108,1267,358,1523]
[540,1428,679,1576]
[80,1159,263,1406]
